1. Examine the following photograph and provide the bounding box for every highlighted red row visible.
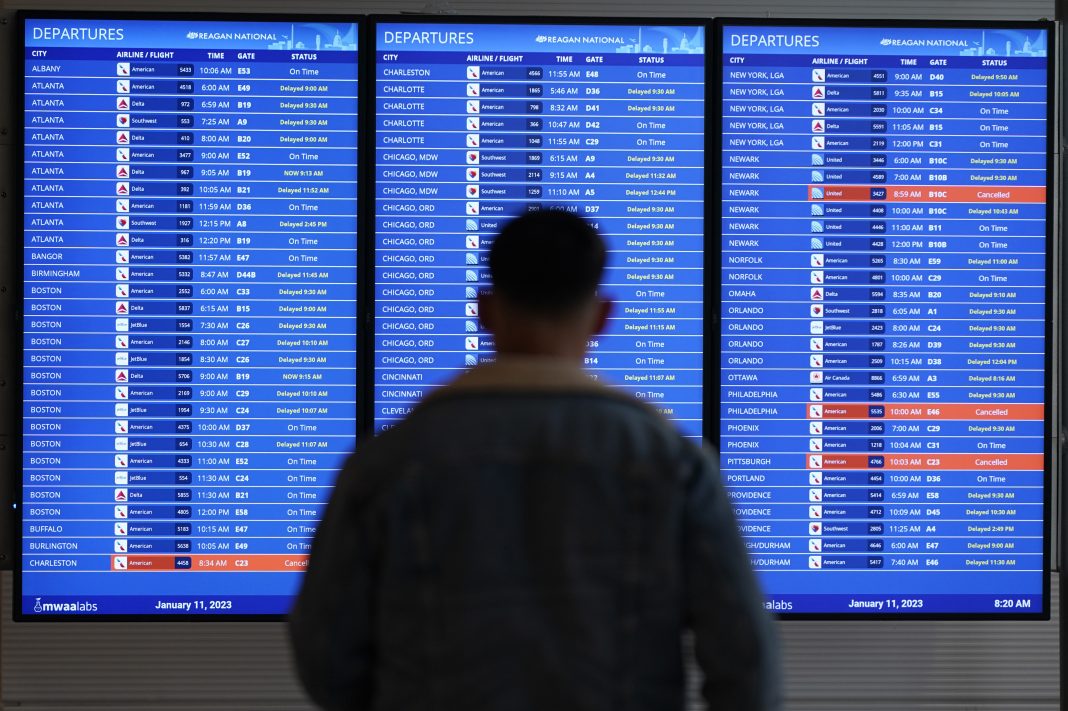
[809,185,1046,203]
[808,403,1044,421]
[111,554,309,571]
[806,453,1044,471]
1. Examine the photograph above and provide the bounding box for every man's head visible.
[478,209,611,359]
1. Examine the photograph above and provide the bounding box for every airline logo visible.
[467,167,480,181]
[116,284,129,298]
[116,267,129,280]
[114,454,128,469]
[116,216,129,229]
[810,355,823,368]
[116,182,129,195]
[809,556,822,569]
[112,555,127,570]
[465,235,479,249]
[810,287,823,301]
[812,68,825,82]
[810,455,823,468]
[809,439,822,453]
[115,369,129,383]
[116,165,129,178]
[466,134,480,147]
[465,302,479,317]
[810,521,822,534]
[116,233,129,247]
[466,185,479,198]
[466,117,480,130]
[116,79,130,93]
[115,403,129,417]
[810,254,824,268]
[811,85,825,99]
[810,536,825,552]
[114,388,128,403]
[115,301,128,315]
[116,148,129,161]
[466,202,479,215]
[116,96,130,110]
[810,270,823,284]
[114,505,127,519]
[114,539,128,553]
[809,505,822,519]
[115,317,129,332]
[114,487,127,501]
[116,198,129,212]
[116,335,129,349]
[115,420,128,434]
[811,102,825,116]
[810,422,823,435]
[810,304,823,318]
[809,370,823,383]
[466,100,479,113]
[465,336,479,350]
[115,352,129,367]
[467,66,480,79]
[116,62,130,76]
[809,488,822,502]
[116,113,130,127]
[114,436,128,451]
[467,83,480,96]
[811,136,825,150]
[114,522,128,536]
[811,120,824,133]
[809,404,823,418]
[810,320,823,335]
[466,151,479,164]
[116,250,129,264]
[809,387,823,402]
[116,131,129,144]
[810,337,823,351]
[809,472,822,485]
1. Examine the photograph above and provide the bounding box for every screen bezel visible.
[15,9,366,622]
[365,14,713,442]
[713,16,1055,620]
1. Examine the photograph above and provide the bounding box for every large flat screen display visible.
[20,14,359,617]
[718,20,1052,616]
[372,19,706,439]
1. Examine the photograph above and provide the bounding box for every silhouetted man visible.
[290,209,780,710]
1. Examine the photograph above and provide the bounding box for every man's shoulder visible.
[385,387,703,466]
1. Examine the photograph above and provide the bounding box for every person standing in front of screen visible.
[289,209,781,710]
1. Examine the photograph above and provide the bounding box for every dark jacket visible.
[290,357,780,710]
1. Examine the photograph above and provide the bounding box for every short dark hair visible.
[488,209,607,315]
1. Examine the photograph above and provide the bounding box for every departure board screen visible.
[719,21,1051,615]
[373,20,706,438]
[20,15,359,617]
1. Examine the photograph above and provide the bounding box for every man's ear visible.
[592,298,612,335]
[477,291,496,333]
